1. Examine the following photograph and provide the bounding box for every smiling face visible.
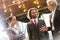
[8,16,16,27]
[47,1,57,11]
[30,9,38,19]
[10,16,16,25]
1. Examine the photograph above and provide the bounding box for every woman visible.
[6,16,25,40]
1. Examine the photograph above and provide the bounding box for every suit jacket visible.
[6,27,25,40]
[27,19,49,40]
[53,6,60,32]
[48,6,60,31]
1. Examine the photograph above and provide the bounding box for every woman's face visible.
[10,16,16,26]
[31,9,38,18]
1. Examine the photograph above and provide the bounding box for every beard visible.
[31,15,37,19]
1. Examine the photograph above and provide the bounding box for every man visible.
[47,0,60,40]
[27,8,49,40]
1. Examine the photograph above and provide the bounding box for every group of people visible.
[27,0,60,40]
[6,0,60,40]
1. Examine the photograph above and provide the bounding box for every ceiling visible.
[0,0,51,22]
[0,0,47,16]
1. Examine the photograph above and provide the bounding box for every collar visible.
[31,18,38,23]
[52,7,57,13]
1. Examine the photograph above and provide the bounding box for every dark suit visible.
[54,6,60,31]
[27,19,49,40]
[51,6,60,40]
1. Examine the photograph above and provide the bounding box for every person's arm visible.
[6,29,17,40]
[27,24,32,40]
[41,20,52,31]
[40,20,48,32]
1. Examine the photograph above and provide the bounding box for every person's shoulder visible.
[27,22,31,24]
[57,5,60,10]
[6,27,11,32]
[39,18,44,21]
[27,21,32,25]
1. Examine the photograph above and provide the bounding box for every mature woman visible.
[6,16,25,40]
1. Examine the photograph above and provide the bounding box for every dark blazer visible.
[53,6,60,32]
[27,19,49,40]
[48,6,60,31]
[6,28,25,40]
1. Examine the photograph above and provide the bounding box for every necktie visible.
[51,12,55,30]
[51,10,55,23]
[34,19,38,26]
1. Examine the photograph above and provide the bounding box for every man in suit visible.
[47,0,60,40]
[27,8,49,40]
[6,16,25,40]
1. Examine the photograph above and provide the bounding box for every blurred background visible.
[0,0,60,40]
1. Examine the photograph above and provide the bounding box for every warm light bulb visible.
[12,1,15,4]
[23,4,25,8]
[18,5,21,8]
[37,2,39,4]
[37,5,40,8]
[10,13,13,16]
[34,1,36,4]
[9,8,12,12]
[23,9,26,12]
[4,9,7,12]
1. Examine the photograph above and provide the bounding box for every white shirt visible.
[32,18,38,24]
[51,7,57,30]
[51,7,57,23]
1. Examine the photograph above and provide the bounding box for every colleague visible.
[47,0,60,40]
[27,8,49,40]
[6,16,25,40]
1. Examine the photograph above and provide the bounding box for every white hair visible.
[46,0,58,5]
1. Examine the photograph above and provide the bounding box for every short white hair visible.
[46,0,58,5]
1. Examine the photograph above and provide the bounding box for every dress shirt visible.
[51,7,57,23]
[32,18,38,24]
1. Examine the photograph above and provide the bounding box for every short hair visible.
[47,1,58,6]
[27,8,39,20]
[29,8,38,19]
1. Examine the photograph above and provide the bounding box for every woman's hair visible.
[7,16,16,22]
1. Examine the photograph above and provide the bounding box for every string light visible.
[9,8,12,12]
[37,1,39,4]
[23,9,26,12]
[37,5,40,8]
[22,4,25,8]
[34,0,39,5]
[4,9,7,12]
[12,1,15,4]
[10,13,13,16]
[18,5,21,8]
